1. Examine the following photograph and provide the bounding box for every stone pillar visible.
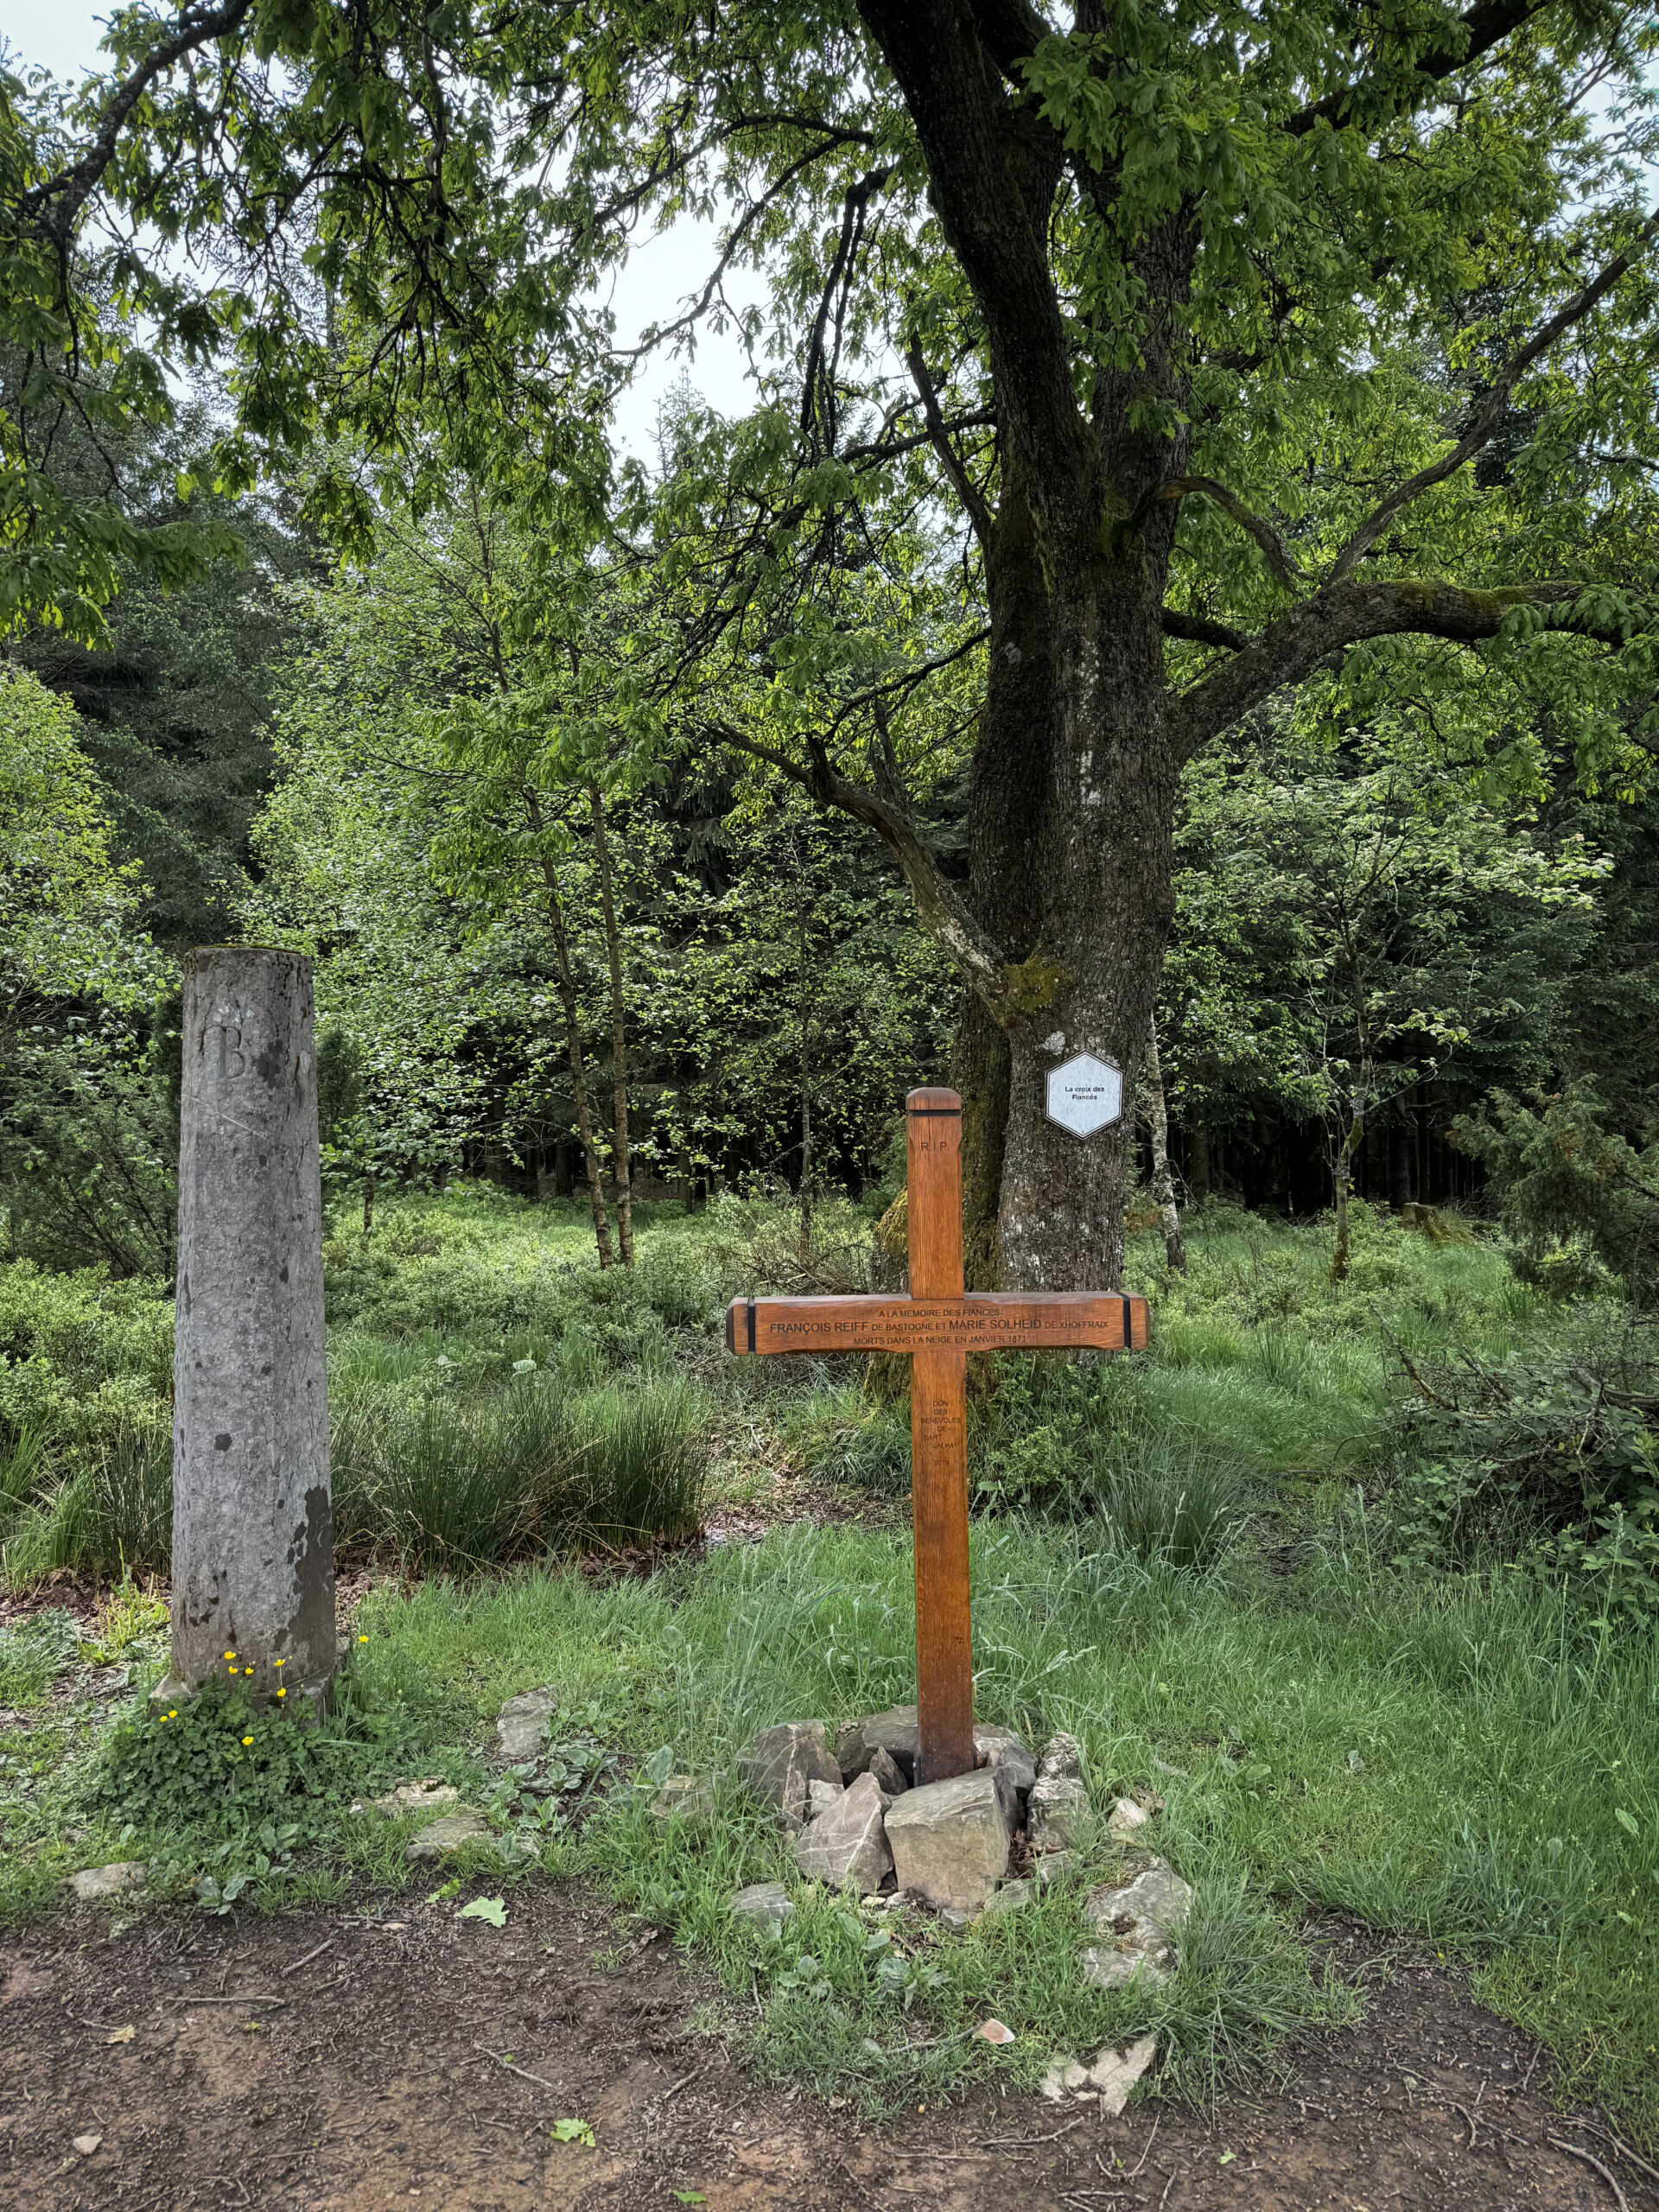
[162,947,334,1714]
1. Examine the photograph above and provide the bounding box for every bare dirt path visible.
[2,1889,1649,2212]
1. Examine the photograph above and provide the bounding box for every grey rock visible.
[866,1745,908,1799]
[495,1688,558,1762]
[1108,1796,1153,1844]
[1036,1852,1077,1886]
[70,1861,146,1904]
[1079,1857,1194,1987]
[1040,2056,1091,2100]
[351,1777,459,1817]
[938,1905,972,1933]
[976,1726,1037,1824]
[885,1769,1010,1912]
[1088,2035,1159,2115]
[1028,1773,1090,1852]
[1043,2035,1159,2107]
[404,1809,491,1861]
[973,1722,1026,1763]
[730,1880,796,1936]
[982,1878,1033,1917]
[806,1776,846,1821]
[791,1771,893,1891]
[1081,1943,1172,1991]
[650,1774,715,1822]
[739,1720,841,1831]
[836,1704,919,1784]
[1038,1732,1084,1781]
[1084,1857,1193,1941]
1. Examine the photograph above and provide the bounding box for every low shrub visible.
[1385,1347,1659,1618]
[78,1670,436,1852]
[1455,1084,1659,1297]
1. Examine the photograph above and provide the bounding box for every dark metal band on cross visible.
[727,1087,1148,1785]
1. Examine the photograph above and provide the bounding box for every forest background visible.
[2,0,1658,1281]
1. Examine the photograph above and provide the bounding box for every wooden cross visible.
[727,1086,1148,1785]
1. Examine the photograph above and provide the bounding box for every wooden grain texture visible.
[724,1081,1153,1789]
[725,1291,1148,1355]
[906,1089,975,1784]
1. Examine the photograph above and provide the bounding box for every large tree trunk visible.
[957,460,1185,1294]
[857,6,1195,1297]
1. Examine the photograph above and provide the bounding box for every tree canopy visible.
[3,0,1658,1281]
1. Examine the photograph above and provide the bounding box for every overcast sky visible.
[4,0,769,457]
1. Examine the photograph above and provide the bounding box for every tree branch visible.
[903,338,996,550]
[1173,578,1642,758]
[1329,210,1659,582]
[614,138,867,361]
[856,0,1093,524]
[840,408,997,465]
[1141,474,1306,589]
[1282,0,1553,137]
[707,720,1027,1030]
[802,166,896,447]
[20,0,257,237]
[1161,607,1249,652]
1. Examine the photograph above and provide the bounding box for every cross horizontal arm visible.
[726,1293,1149,1357]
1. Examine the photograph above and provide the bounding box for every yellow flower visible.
[242,1735,253,1745]
[157,1713,169,1723]
[275,1659,285,1669]
[276,1688,287,1700]
[168,1710,177,1719]
[225,1650,235,1660]
[358,1634,368,1643]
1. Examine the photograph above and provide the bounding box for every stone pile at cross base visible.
[657,1704,1193,2000]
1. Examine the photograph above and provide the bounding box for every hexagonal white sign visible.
[1046,1052,1122,1139]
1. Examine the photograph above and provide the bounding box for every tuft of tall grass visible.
[330,1373,706,1567]
[565,1379,706,1546]
[331,1382,576,1568]
[1084,1440,1244,1573]
[1,1417,171,1580]
[0,1425,48,1529]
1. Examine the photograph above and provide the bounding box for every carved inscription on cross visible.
[727,1086,1148,1785]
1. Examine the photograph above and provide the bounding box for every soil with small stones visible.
[2,1894,1651,2212]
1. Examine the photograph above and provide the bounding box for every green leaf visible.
[551,2118,595,2148]
[459,1895,507,1927]
[1615,1808,1640,1837]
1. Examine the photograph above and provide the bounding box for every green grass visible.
[0,1185,1654,2137]
[306,1504,1656,2133]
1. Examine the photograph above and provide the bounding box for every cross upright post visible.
[728,1086,1148,1786]
[905,1086,975,1780]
